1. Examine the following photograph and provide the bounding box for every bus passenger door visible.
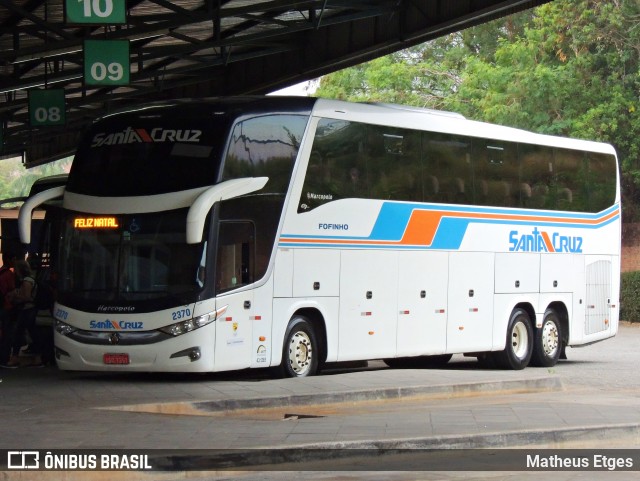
[213,221,254,371]
[396,251,448,356]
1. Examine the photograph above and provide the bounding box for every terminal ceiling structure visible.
[1,0,551,167]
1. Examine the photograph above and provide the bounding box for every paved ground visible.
[1,323,639,480]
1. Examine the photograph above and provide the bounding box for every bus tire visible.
[280,316,319,378]
[494,308,533,370]
[530,308,562,367]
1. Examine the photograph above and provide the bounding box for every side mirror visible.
[19,186,65,244]
[186,177,268,244]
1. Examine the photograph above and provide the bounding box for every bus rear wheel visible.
[280,316,319,378]
[493,308,533,370]
[530,308,562,367]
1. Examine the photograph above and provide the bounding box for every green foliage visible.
[621,271,640,323]
[316,0,640,218]
[0,156,71,202]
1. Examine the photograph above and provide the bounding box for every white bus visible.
[1,174,68,262]
[20,97,620,376]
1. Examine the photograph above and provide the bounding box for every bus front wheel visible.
[280,316,319,378]
[493,308,533,370]
[530,308,562,367]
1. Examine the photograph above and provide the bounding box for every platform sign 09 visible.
[84,39,130,86]
[65,0,126,25]
[28,89,66,127]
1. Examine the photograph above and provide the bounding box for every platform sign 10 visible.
[28,89,66,127]
[84,40,130,86]
[65,0,126,25]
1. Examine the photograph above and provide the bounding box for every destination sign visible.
[74,217,119,229]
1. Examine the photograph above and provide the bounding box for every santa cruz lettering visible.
[91,127,202,147]
[509,227,583,253]
[89,320,144,330]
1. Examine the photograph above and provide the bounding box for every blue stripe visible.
[280,202,620,250]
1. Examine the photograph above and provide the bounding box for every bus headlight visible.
[160,311,216,337]
[55,320,77,336]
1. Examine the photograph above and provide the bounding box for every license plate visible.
[103,353,130,365]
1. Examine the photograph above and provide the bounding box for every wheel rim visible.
[511,320,529,360]
[541,320,559,357]
[288,330,313,376]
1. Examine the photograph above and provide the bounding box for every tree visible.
[316,0,640,218]
[316,13,532,108]
[0,156,71,202]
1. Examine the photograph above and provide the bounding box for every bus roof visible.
[96,96,317,122]
[311,98,617,156]
[89,96,616,157]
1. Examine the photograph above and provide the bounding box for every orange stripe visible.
[281,238,404,246]
[400,209,619,247]
[282,208,619,247]
[419,208,619,226]
[401,210,443,245]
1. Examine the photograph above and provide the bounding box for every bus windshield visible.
[58,209,205,303]
[68,107,229,197]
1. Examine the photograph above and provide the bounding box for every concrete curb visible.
[298,422,640,450]
[145,423,640,471]
[191,376,564,413]
[104,376,564,415]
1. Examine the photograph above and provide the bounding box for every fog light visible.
[55,347,70,359]
[170,347,201,362]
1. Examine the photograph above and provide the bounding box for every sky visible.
[269,79,319,96]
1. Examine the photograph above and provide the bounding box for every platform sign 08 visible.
[28,89,66,127]
[65,0,126,25]
[84,39,130,86]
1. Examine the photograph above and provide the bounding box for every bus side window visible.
[473,140,519,208]
[299,119,360,212]
[553,148,586,211]
[224,115,307,195]
[520,144,554,210]
[401,132,423,201]
[424,132,472,205]
[586,152,617,212]
[215,222,255,293]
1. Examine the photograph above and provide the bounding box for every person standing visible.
[6,260,40,367]
[0,253,18,368]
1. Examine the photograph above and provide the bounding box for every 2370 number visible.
[172,308,191,321]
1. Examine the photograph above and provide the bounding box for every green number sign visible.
[29,89,66,127]
[65,0,126,25]
[84,40,130,86]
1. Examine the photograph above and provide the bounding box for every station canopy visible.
[1,0,550,167]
